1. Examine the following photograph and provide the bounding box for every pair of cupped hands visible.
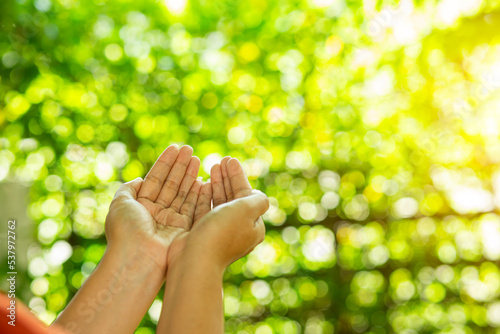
[54,144,269,334]
[106,144,269,274]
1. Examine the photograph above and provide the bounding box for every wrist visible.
[159,243,225,334]
[103,245,166,289]
[170,245,226,278]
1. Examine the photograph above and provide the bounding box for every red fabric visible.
[0,293,64,334]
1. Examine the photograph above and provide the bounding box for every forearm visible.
[156,252,225,334]
[53,247,165,334]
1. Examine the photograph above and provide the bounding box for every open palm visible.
[166,156,255,267]
[105,144,211,273]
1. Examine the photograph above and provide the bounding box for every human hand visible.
[55,145,211,334]
[173,157,269,270]
[157,157,269,334]
[104,144,208,274]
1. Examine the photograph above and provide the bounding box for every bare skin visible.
[52,144,212,334]
[156,158,269,334]
[51,148,269,334]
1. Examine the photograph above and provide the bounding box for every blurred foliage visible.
[2,0,500,333]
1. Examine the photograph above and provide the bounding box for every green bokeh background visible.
[2,0,500,333]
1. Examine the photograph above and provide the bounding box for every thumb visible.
[114,177,143,200]
[231,190,270,220]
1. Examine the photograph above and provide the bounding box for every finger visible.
[114,177,143,201]
[194,181,213,224]
[220,156,234,201]
[179,179,202,223]
[226,158,252,199]
[254,217,266,242]
[170,156,201,212]
[216,190,269,222]
[210,163,226,207]
[235,190,270,218]
[156,145,193,207]
[138,145,179,202]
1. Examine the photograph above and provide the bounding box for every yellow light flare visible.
[325,35,344,57]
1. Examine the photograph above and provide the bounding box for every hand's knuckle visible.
[263,194,270,205]
[214,197,225,205]
[145,174,163,185]
[156,198,169,207]
[166,179,179,190]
